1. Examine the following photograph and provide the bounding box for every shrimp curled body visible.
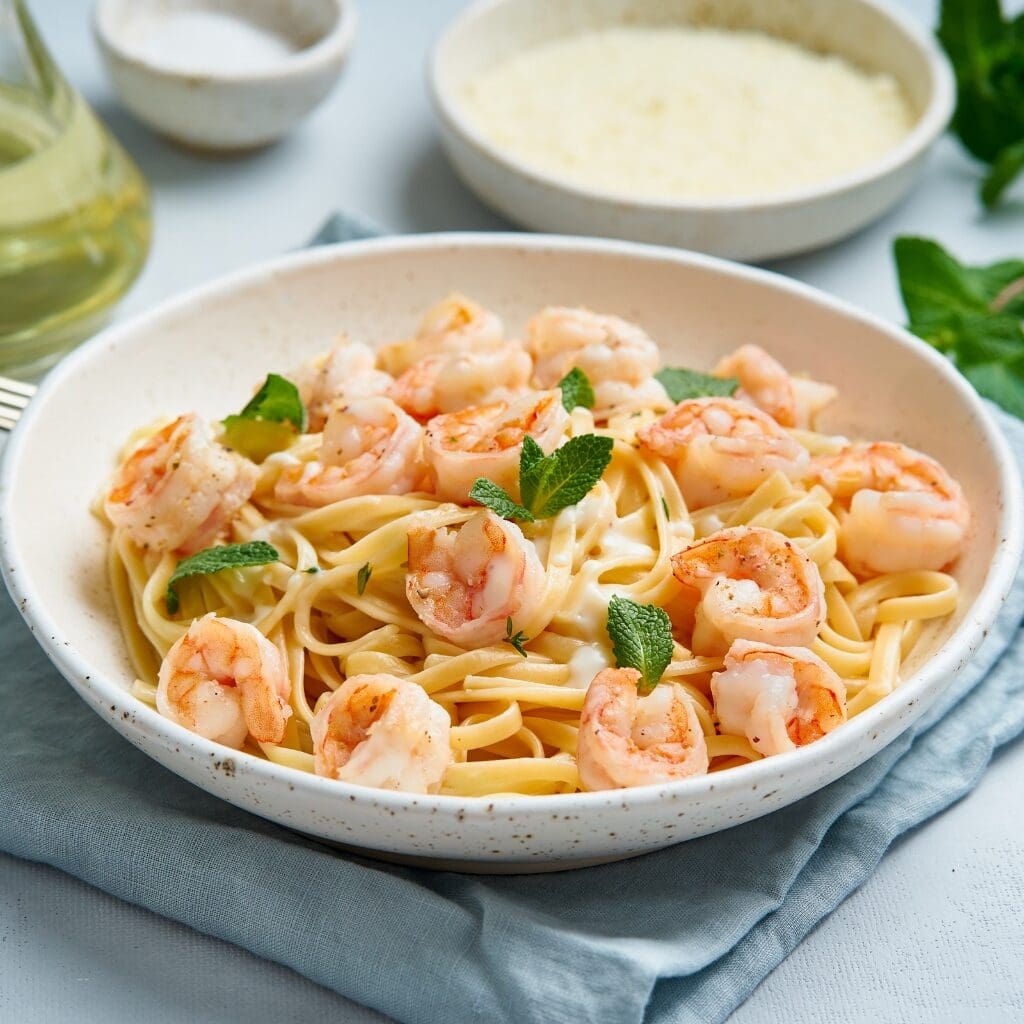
[526,306,666,416]
[311,674,453,793]
[671,526,825,656]
[290,336,394,432]
[157,614,291,749]
[424,390,569,504]
[711,639,847,756]
[811,441,970,576]
[406,511,546,647]
[578,668,710,790]
[105,413,257,555]
[389,342,533,421]
[274,397,428,506]
[376,293,505,376]
[638,397,809,510]
[713,344,836,429]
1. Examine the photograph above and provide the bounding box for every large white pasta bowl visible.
[1,235,1019,871]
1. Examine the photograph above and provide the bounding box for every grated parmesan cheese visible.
[460,26,916,199]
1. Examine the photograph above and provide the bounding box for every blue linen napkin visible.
[2,214,1024,1024]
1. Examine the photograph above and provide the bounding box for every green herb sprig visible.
[356,562,373,595]
[655,367,738,403]
[605,595,674,694]
[166,541,279,615]
[894,235,1024,417]
[505,617,529,657]
[938,0,1024,207]
[557,367,596,412]
[469,434,614,522]
[222,374,307,461]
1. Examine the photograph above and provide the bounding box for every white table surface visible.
[3,2,1024,1022]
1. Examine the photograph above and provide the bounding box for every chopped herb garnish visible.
[655,367,739,403]
[505,616,529,658]
[222,373,307,461]
[661,496,670,520]
[605,594,674,694]
[471,433,613,522]
[357,562,372,595]
[166,541,279,615]
[557,367,596,412]
[305,566,320,574]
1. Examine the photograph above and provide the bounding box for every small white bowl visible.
[94,0,357,151]
[1,235,1019,872]
[428,0,954,261]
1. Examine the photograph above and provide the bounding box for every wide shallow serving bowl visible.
[429,0,954,261]
[1,235,1019,872]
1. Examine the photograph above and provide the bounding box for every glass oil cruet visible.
[0,0,151,377]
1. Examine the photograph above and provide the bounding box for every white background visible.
[2,1,1023,1021]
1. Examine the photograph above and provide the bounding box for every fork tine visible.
[0,390,29,410]
[0,375,35,430]
[0,375,36,399]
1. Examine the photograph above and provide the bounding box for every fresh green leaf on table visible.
[894,236,1024,417]
[938,0,1024,207]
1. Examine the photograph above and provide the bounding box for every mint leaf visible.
[469,478,535,521]
[655,367,738,403]
[605,595,674,694]
[519,434,546,484]
[557,367,596,412]
[938,0,1024,206]
[894,236,1024,417]
[982,139,1024,207]
[505,616,529,657]
[357,562,372,595]
[166,541,279,614]
[521,434,613,518]
[222,374,307,461]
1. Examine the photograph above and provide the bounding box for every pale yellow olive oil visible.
[0,81,151,375]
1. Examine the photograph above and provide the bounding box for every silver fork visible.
[0,375,36,431]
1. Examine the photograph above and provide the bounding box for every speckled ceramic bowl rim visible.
[427,0,955,213]
[93,0,358,84]
[1,233,1020,821]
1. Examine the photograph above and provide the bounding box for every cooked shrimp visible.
[424,389,569,503]
[671,526,825,656]
[714,344,836,428]
[157,614,291,748]
[389,342,533,421]
[274,396,428,507]
[377,293,505,376]
[311,673,452,793]
[526,306,665,416]
[810,441,970,575]
[711,639,847,756]
[105,413,257,555]
[406,510,546,647]
[577,668,709,790]
[289,335,393,432]
[638,397,809,509]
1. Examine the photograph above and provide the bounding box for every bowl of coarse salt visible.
[95,0,357,151]
[428,0,953,261]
